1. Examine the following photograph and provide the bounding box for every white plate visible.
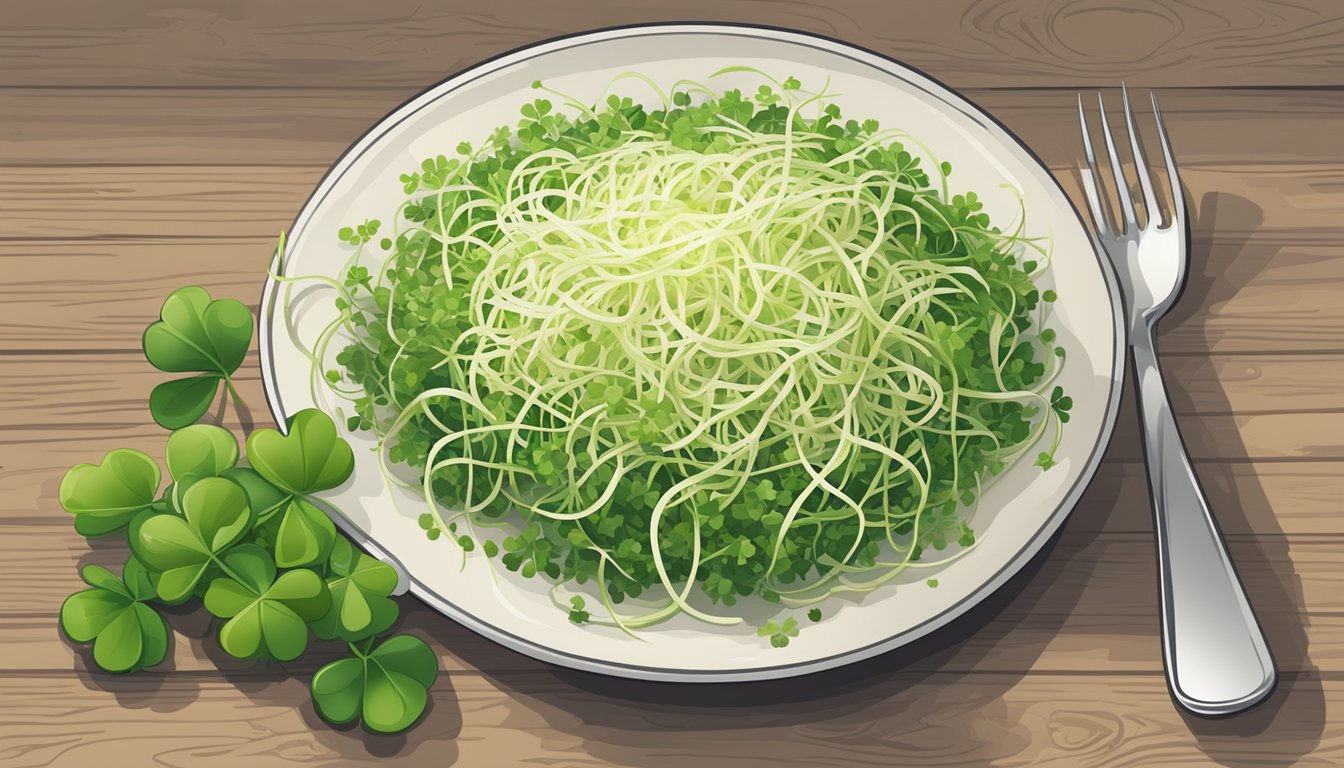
[259,24,1124,682]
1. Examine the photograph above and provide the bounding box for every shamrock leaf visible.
[221,467,289,524]
[131,476,252,603]
[311,634,439,733]
[1050,385,1073,424]
[149,375,225,430]
[60,559,169,673]
[246,409,355,496]
[143,286,252,429]
[567,595,589,624]
[757,617,800,648]
[1034,451,1057,471]
[312,538,400,642]
[165,424,239,481]
[60,448,161,536]
[271,497,338,568]
[203,545,329,661]
[245,409,352,567]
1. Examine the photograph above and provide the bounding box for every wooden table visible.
[3,2,1341,765]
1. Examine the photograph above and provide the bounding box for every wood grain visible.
[12,529,1332,620]
[5,2,1344,765]
[0,672,1336,768]
[3,0,1343,89]
[4,356,1343,466]
[5,88,1344,168]
[5,231,1344,356]
[0,530,1329,675]
[3,161,1343,241]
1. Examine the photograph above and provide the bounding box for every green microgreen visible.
[757,617,800,648]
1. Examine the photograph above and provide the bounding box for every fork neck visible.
[1129,314,1161,355]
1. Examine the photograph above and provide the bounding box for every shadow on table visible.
[446,472,1126,765]
[1158,192,1323,766]
[439,192,1323,766]
[56,194,1321,765]
[64,544,464,760]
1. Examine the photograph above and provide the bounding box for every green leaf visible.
[143,286,251,429]
[60,449,161,537]
[204,546,329,661]
[59,562,169,673]
[165,424,239,480]
[221,467,289,524]
[272,497,338,568]
[142,286,253,375]
[310,657,365,724]
[312,539,400,642]
[131,476,252,603]
[149,375,222,430]
[246,409,355,495]
[121,555,158,602]
[311,634,438,734]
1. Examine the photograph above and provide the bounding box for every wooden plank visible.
[3,0,1343,89]
[5,88,1344,168]
[2,165,1343,242]
[0,530,1330,655]
[2,370,1340,465]
[3,566,1335,677]
[3,232,1343,356]
[7,421,1339,536]
[5,349,1342,427]
[0,606,1171,677]
[0,671,1337,768]
[1,346,1343,475]
[0,166,318,239]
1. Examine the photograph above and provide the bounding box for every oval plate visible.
[260,24,1125,682]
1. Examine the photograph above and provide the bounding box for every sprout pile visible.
[297,72,1068,634]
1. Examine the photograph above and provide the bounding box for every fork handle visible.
[1131,330,1277,715]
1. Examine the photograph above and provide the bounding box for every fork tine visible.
[1122,85,1162,228]
[1150,91,1185,227]
[1096,93,1138,233]
[1076,95,1111,237]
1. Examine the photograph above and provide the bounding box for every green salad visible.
[289,71,1068,635]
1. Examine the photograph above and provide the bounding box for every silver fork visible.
[1078,88,1276,716]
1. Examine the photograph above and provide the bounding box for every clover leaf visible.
[60,559,169,673]
[245,409,353,567]
[143,286,252,429]
[149,375,226,430]
[246,409,355,496]
[271,497,338,569]
[311,539,400,642]
[165,424,239,481]
[203,545,329,661]
[59,448,161,536]
[130,476,252,603]
[311,634,439,733]
[221,466,289,524]
[757,617,799,648]
[1050,385,1073,424]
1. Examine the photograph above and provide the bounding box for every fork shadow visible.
[1157,191,1323,765]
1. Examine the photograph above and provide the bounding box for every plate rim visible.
[258,21,1127,683]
